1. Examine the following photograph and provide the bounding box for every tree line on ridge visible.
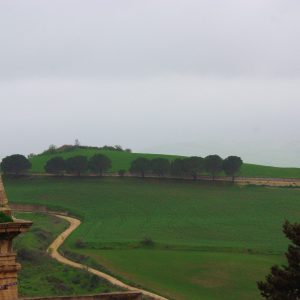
[0,153,243,182]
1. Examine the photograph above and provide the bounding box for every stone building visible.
[0,177,32,300]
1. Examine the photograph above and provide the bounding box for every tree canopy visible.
[170,158,185,177]
[89,154,111,175]
[223,156,243,182]
[150,158,170,177]
[258,220,300,299]
[44,156,65,175]
[1,154,31,175]
[204,155,223,180]
[65,155,88,176]
[182,156,204,180]
[130,157,150,177]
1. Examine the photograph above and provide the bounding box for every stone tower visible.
[0,176,32,300]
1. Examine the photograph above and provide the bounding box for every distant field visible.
[29,148,300,178]
[6,177,300,299]
[240,163,300,179]
[14,212,118,297]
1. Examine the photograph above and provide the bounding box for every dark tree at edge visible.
[257,220,300,300]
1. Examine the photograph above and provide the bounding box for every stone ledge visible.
[21,291,143,300]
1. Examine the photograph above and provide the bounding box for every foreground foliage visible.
[0,211,13,223]
[258,221,300,300]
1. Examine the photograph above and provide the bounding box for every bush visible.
[17,248,44,263]
[141,237,155,247]
[118,169,126,177]
[42,144,57,155]
[46,275,73,293]
[0,212,13,223]
[32,228,52,244]
[74,239,86,249]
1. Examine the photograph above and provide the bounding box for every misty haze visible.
[0,0,299,166]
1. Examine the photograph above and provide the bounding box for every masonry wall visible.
[10,204,66,214]
[22,291,143,300]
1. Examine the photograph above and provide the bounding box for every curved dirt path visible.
[47,214,168,300]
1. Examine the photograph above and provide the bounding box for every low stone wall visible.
[22,291,143,300]
[10,203,68,215]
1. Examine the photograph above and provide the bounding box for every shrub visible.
[118,169,126,177]
[17,248,44,263]
[74,239,86,249]
[0,212,13,223]
[141,237,155,247]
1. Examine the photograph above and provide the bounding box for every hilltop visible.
[27,145,300,179]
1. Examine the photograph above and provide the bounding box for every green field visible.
[14,212,118,297]
[82,249,282,300]
[6,177,300,299]
[29,148,300,178]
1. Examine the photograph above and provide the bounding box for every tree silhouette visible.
[182,156,204,180]
[150,158,170,177]
[88,154,111,176]
[258,220,300,299]
[44,156,65,175]
[65,156,88,176]
[204,155,223,180]
[1,154,31,175]
[223,156,243,182]
[170,158,185,177]
[130,158,150,178]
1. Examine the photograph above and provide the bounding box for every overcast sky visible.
[0,0,300,166]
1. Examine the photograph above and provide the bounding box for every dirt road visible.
[47,214,168,300]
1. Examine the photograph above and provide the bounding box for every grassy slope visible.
[29,149,178,174]
[7,177,300,252]
[240,163,300,178]
[83,249,282,300]
[29,148,300,178]
[6,177,300,299]
[14,212,118,297]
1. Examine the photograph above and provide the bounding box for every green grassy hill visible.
[6,177,299,299]
[29,147,300,178]
[30,148,178,174]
